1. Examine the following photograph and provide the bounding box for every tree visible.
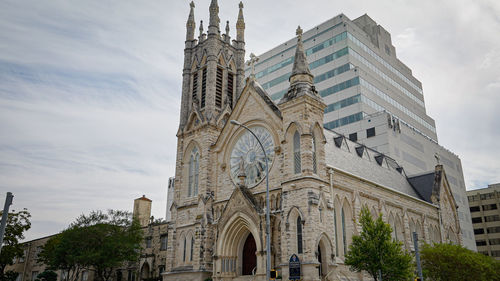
[345,206,413,281]
[0,209,31,280]
[35,270,58,281]
[40,210,143,281]
[421,242,500,281]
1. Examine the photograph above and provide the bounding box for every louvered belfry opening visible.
[215,67,223,108]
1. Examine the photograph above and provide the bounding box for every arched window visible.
[183,237,187,262]
[188,147,199,197]
[297,216,303,254]
[334,207,339,257]
[190,236,194,261]
[341,208,347,255]
[312,133,317,174]
[293,131,301,174]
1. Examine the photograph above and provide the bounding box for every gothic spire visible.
[208,0,220,35]
[279,26,320,104]
[290,26,313,84]
[236,1,245,42]
[186,1,196,41]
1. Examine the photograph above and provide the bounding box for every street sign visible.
[289,254,301,280]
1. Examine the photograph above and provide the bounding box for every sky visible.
[0,0,499,241]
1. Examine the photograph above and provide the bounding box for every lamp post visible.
[230,120,271,281]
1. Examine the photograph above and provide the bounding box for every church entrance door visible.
[242,233,257,275]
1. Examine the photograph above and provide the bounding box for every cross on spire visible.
[247,53,260,78]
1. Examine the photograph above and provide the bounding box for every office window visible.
[491,250,500,257]
[483,204,498,211]
[469,206,480,212]
[487,226,500,234]
[480,193,495,200]
[476,240,487,246]
[349,133,357,142]
[366,127,375,138]
[474,228,485,235]
[489,238,500,245]
[472,217,482,224]
[485,215,500,222]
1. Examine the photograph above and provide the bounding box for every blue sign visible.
[289,254,301,280]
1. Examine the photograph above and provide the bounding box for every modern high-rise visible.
[467,184,500,259]
[251,13,475,249]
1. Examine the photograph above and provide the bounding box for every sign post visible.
[289,254,301,280]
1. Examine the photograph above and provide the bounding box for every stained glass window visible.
[230,126,274,187]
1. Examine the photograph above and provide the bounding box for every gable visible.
[218,185,262,229]
[213,77,282,152]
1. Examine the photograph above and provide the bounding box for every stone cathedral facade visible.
[164,1,462,281]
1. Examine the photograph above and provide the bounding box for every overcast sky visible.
[1,0,499,241]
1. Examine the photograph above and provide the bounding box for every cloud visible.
[1,0,500,241]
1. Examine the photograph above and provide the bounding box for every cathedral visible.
[164,1,462,280]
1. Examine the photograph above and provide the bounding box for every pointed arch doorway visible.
[242,233,257,275]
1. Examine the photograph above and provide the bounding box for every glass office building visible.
[250,14,476,250]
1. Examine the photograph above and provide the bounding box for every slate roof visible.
[408,172,437,204]
[324,129,425,200]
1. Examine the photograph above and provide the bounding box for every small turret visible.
[208,0,220,35]
[236,1,245,42]
[186,1,196,41]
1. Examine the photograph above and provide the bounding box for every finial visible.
[199,20,204,41]
[208,0,220,35]
[186,1,196,41]
[236,1,245,42]
[225,20,230,35]
[247,53,259,78]
[296,25,303,38]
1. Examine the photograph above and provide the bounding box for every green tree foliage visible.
[345,206,413,281]
[421,243,500,281]
[39,210,143,281]
[35,270,58,281]
[2,270,19,281]
[0,209,31,280]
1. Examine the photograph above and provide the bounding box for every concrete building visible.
[467,184,500,259]
[162,1,462,280]
[250,13,474,250]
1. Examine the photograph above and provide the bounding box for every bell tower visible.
[178,0,246,131]
[168,1,246,278]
